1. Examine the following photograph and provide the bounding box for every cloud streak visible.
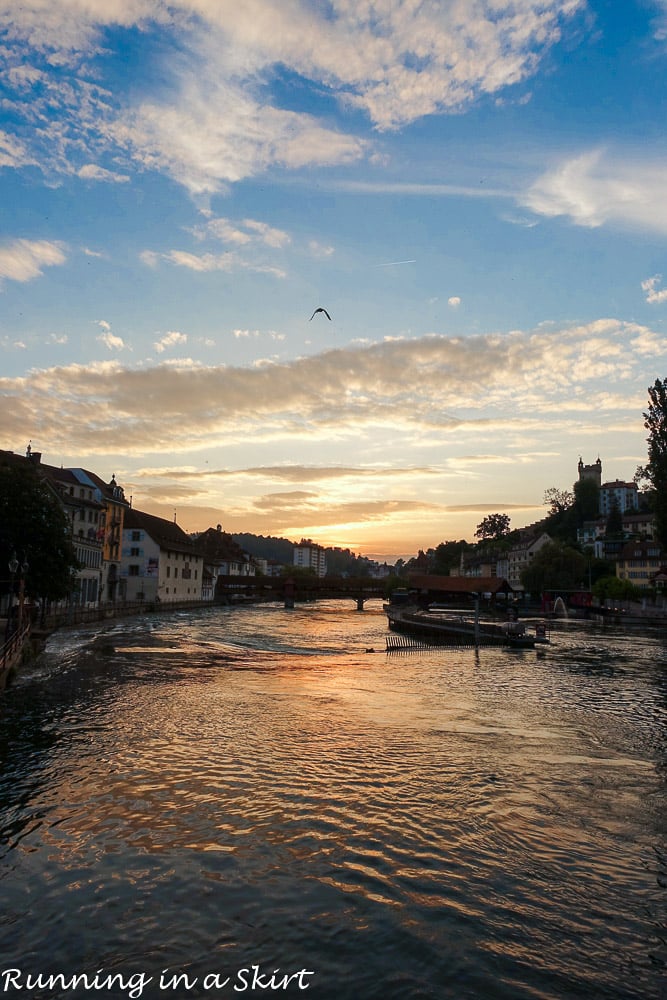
[0,239,67,285]
[522,148,667,234]
[1,319,658,459]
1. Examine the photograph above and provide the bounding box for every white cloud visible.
[142,248,287,278]
[448,296,461,308]
[77,163,130,183]
[0,1,583,192]
[522,148,667,233]
[0,238,67,284]
[641,274,667,305]
[154,330,188,353]
[96,320,126,352]
[191,216,290,248]
[0,317,657,457]
[97,331,125,351]
[0,129,34,169]
[309,241,335,257]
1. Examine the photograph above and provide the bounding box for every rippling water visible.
[1,601,666,999]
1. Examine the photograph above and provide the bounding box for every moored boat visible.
[384,601,549,648]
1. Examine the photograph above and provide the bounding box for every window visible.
[131,530,141,542]
[130,547,140,557]
[129,565,140,577]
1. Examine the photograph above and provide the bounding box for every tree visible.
[0,458,80,602]
[475,513,510,541]
[543,487,574,516]
[604,500,624,539]
[592,575,641,603]
[431,540,470,576]
[642,378,667,546]
[542,487,580,543]
[520,541,588,595]
[573,477,599,524]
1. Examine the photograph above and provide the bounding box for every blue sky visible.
[1,0,666,561]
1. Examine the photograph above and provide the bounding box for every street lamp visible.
[4,552,19,640]
[16,554,29,632]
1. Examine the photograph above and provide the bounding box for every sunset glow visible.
[1,1,666,559]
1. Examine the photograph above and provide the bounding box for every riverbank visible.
[1,598,224,689]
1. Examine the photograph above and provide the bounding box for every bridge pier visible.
[356,597,365,611]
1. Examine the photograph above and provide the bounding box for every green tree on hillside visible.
[544,487,574,516]
[605,500,624,539]
[475,513,511,541]
[592,575,641,603]
[0,459,79,602]
[573,476,599,524]
[520,541,588,595]
[640,377,667,546]
[431,540,470,575]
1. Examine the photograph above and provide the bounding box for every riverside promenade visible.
[0,598,218,690]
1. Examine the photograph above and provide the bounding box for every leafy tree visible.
[604,500,624,539]
[404,549,431,573]
[642,377,667,546]
[544,487,574,516]
[520,541,588,595]
[0,458,79,602]
[431,539,470,576]
[475,513,511,541]
[573,477,599,524]
[592,575,641,602]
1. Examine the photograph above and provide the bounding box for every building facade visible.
[599,479,639,516]
[121,508,204,602]
[616,540,664,590]
[293,540,327,578]
[505,532,551,591]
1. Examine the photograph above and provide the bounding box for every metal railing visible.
[1,619,31,685]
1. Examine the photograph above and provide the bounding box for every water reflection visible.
[0,602,665,999]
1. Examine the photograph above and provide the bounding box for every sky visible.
[1,0,667,562]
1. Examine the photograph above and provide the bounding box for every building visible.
[616,540,664,591]
[458,550,498,578]
[578,456,602,488]
[192,525,256,599]
[22,448,106,605]
[578,511,656,550]
[121,508,204,603]
[293,539,327,578]
[69,468,130,602]
[599,479,639,516]
[505,532,551,592]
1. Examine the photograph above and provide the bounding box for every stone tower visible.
[577,456,602,488]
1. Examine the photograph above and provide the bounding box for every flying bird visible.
[309,307,332,321]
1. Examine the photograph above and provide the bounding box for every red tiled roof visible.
[408,574,514,594]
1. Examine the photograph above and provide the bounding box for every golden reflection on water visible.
[2,603,666,999]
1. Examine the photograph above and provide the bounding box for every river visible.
[0,601,665,1000]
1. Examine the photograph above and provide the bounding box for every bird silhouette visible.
[309,307,332,321]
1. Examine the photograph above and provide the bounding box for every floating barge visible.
[385,601,549,649]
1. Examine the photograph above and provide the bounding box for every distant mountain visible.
[233,533,375,577]
[232,533,295,566]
